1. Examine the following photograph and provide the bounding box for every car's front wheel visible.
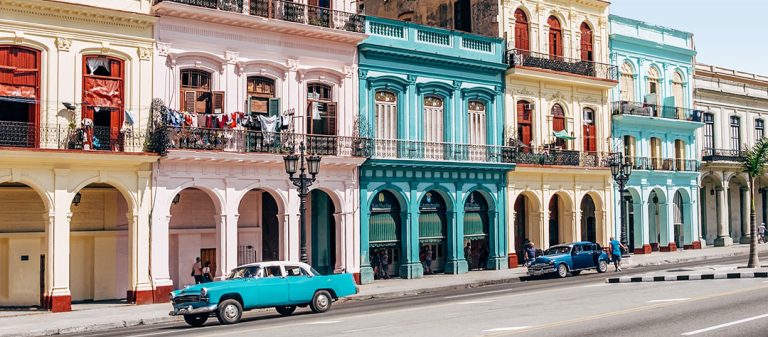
[597,260,608,273]
[183,313,208,327]
[275,305,297,316]
[556,264,568,278]
[216,299,243,325]
[310,290,333,313]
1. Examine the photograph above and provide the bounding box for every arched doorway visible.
[513,193,539,264]
[69,183,130,302]
[700,175,721,245]
[0,182,47,306]
[309,189,336,275]
[237,189,281,265]
[168,187,219,288]
[580,195,596,243]
[548,192,573,247]
[369,190,402,278]
[463,191,489,271]
[419,191,447,274]
[548,195,560,246]
[648,188,669,251]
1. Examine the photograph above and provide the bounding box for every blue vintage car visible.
[527,242,609,278]
[169,261,359,327]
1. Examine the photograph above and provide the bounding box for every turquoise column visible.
[359,185,374,284]
[399,183,422,278]
[445,186,467,274]
[488,181,508,270]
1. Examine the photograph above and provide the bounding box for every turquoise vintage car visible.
[169,261,359,327]
[526,242,609,278]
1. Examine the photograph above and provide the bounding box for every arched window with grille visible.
[467,100,487,161]
[548,16,563,58]
[672,71,685,118]
[580,22,593,61]
[514,9,530,51]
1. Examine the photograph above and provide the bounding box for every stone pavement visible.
[2,244,767,337]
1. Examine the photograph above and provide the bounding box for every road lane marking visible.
[130,331,185,337]
[646,298,690,303]
[444,289,512,299]
[343,326,389,333]
[483,327,530,332]
[304,320,341,325]
[581,283,609,288]
[680,313,768,336]
[458,300,495,305]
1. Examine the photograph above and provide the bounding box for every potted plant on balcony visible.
[352,114,371,157]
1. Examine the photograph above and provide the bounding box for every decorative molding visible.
[100,42,111,54]
[286,58,299,72]
[13,31,24,44]
[2,0,155,31]
[225,51,239,64]
[452,80,462,91]
[55,37,71,51]
[156,42,171,57]
[138,47,152,61]
[406,74,417,84]
[514,87,535,96]
[343,66,355,78]
[358,68,368,80]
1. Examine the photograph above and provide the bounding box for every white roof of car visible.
[236,261,313,269]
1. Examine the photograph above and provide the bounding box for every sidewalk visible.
[2,244,767,337]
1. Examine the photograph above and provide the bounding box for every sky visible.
[608,0,768,75]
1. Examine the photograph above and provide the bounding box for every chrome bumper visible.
[527,267,556,276]
[169,304,217,316]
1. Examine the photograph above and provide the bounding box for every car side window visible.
[572,245,580,253]
[264,266,283,277]
[284,265,307,277]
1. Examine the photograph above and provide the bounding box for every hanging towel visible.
[258,115,278,143]
[311,101,321,120]
[281,114,292,131]
[124,110,136,125]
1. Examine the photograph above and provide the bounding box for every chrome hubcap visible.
[318,295,329,308]
[224,304,238,319]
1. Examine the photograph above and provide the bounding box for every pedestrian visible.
[609,237,626,272]
[464,243,472,270]
[191,257,203,284]
[479,243,489,270]
[371,249,380,279]
[759,223,766,244]
[379,250,390,279]
[202,261,213,283]
[524,241,537,266]
[425,246,433,274]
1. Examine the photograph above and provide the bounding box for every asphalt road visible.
[70,255,768,337]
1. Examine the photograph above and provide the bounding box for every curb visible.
[3,316,183,337]
[341,275,526,303]
[607,271,768,284]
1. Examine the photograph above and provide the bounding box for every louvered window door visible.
[423,96,444,160]
[467,101,486,161]
[375,91,397,158]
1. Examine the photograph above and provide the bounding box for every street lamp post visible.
[283,141,321,264]
[610,152,633,247]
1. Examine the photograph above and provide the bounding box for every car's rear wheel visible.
[557,264,568,278]
[216,299,243,325]
[597,260,608,273]
[183,313,208,327]
[275,305,297,316]
[310,290,332,313]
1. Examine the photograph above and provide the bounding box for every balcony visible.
[366,139,513,164]
[507,48,618,83]
[158,127,367,157]
[701,148,744,162]
[627,157,700,172]
[0,121,147,152]
[611,101,703,122]
[153,0,366,34]
[507,149,610,168]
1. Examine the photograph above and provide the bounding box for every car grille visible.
[173,295,201,304]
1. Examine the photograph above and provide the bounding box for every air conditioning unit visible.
[524,103,535,110]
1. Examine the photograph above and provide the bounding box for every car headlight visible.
[169,292,175,300]
[200,288,208,299]
[547,260,555,265]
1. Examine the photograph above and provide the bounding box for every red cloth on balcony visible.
[0,83,35,99]
[83,77,122,108]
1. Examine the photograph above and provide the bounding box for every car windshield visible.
[227,266,261,279]
[543,246,571,255]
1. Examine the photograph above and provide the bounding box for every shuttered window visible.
[375,91,397,139]
[247,76,275,115]
[548,16,562,58]
[181,69,219,115]
[307,83,336,135]
[582,108,596,152]
[516,100,532,149]
[514,9,529,51]
[423,96,444,143]
[580,22,593,61]
[620,62,635,102]
[468,101,486,145]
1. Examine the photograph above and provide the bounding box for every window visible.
[650,137,662,169]
[582,108,596,152]
[375,91,397,140]
[647,66,660,96]
[247,76,277,116]
[580,22,593,61]
[547,16,562,58]
[619,62,635,102]
[514,9,530,51]
[672,72,684,118]
[623,135,636,160]
[82,55,125,150]
[730,116,741,152]
[756,119,765,141]
[703,113,715,150]
[180,69,224,116]
[306,83,336,135]
[453,0,471,32]
[674,139,686,171]
[516,100,532,150]
[0,45,40,147]
[284,265,308,277]
[423,96,444,143]
[263,265,283,277]
[551,103,566,148]
[467,101,486,145]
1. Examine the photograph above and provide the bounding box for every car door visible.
[572,244,593,270]
[284,265,316,304]
[256,265,289,307]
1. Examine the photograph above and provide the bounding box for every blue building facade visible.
[357,17,513,283]
[609,16,704,253]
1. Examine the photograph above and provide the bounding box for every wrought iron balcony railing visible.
[611,101,704,122]
[701,148,744,162]
[0,120,147,152]
[367,139,514,164]
[507,48,618,81]
[506,149,611,167]
[154,0,366,33]
[626,156,700,171]
[161,127,367,157]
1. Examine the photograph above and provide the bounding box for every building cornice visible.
[0,0,157,31]
[359,44,508,73]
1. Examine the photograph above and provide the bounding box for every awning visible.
[464,212,488,239]
[369,213,399,245]
[553,129,576,140]
[419,212,446,242]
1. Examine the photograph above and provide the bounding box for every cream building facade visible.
[501,0,616,265]
[0,0,156,311]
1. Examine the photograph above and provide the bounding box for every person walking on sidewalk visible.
[609,237,626,272]
[192,257,203,284]
[202,261,213,283]
[371,249,380,279]
[379,250,390,279]
[464,243,472,270]
[759,223,766,244]
[524,241,537,266]
[424,246,433,274]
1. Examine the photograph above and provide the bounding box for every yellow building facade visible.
[0,0,156,311]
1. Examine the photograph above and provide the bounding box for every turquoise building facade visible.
[357,17,513,283]
[609,16,704,253]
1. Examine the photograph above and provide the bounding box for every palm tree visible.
[742,137,768,268]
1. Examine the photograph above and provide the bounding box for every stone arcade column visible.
[714,185,734,246]
[445,188,467,274]
[47,169,72,312]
